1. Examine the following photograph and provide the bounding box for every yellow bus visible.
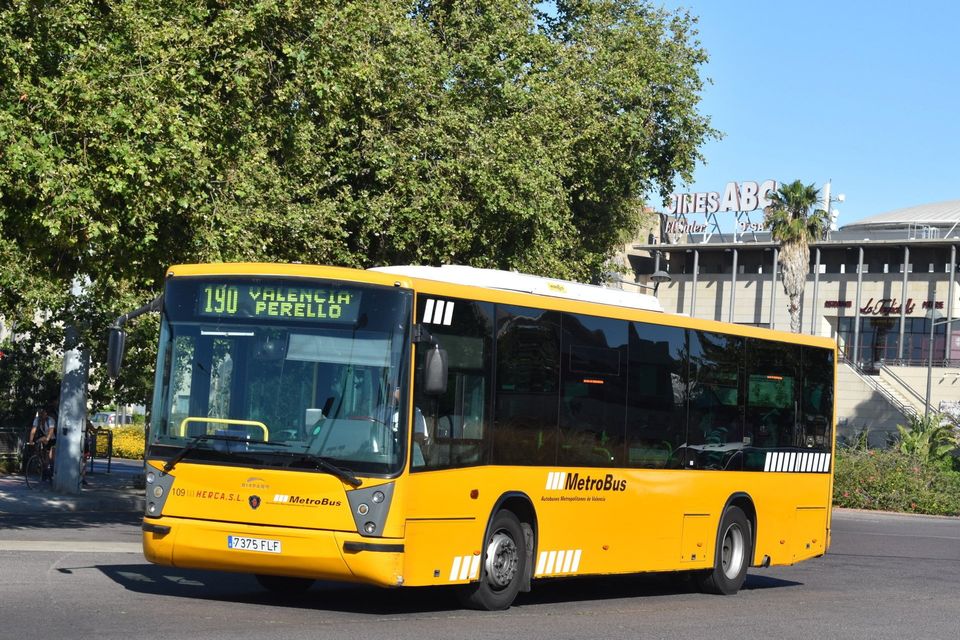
[113,262,836,610]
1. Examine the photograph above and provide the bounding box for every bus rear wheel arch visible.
[457,503,535,611]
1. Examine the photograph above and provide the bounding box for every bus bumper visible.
[142,516,404,587]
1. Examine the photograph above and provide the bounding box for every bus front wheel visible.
[457,510,526,610]
[696,505,751,595]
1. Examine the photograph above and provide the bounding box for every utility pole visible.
[53,326,87,494]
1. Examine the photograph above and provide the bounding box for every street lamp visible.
[821,180,845,241]
[650,269,671,294]
[924,309,960,418]
[606,270,671,294]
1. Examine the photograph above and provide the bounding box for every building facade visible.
[628,198,960,442]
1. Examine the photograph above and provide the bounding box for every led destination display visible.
[197,283,362,323]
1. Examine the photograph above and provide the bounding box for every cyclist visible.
[27,407,57,471]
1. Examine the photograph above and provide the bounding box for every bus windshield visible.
[148,276,413,476]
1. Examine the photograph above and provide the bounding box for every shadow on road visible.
[89,563,801,614]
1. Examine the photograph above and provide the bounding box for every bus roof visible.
[369,265,663,314]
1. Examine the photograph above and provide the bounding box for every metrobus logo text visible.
[545,471,626,492]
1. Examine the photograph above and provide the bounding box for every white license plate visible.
[227,535,282,554]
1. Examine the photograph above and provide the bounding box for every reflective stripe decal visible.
[422,299,455,326]
[449,555,481,582]
[763,451,832,473]
[535,549,583,576]
[545,471,567,491]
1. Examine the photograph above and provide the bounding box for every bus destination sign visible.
[198,283,362,323]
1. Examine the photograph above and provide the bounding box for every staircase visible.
[877,364,929,417]
[836,362,912,447]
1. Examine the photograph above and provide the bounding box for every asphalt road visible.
[0,509,957,640]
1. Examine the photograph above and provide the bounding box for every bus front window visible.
[149,278,412,476]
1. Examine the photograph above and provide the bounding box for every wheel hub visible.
[720,523,745,579]
[484,531,519,588]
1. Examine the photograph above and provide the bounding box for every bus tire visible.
[696,505,751,595]
[457,510,526,610]
[254,574,314,594]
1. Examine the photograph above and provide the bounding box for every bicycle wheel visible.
[25,455,44,489]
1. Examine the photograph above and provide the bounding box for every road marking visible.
[0,540,142,553]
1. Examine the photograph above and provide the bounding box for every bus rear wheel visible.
[457,510,526,611]
[696,505,751,595]
[254,574,315,594]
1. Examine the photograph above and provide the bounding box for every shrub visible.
[834,447,960,516]
[99,426,145,460]
[894,413,958,465]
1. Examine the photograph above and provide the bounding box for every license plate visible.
[227,535,282,554]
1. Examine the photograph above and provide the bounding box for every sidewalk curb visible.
[0,488,145,515]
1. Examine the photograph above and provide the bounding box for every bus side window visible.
[413,297,493,470]
[686,331,744,471]
[626,322,687,469]
[801,346,834,450]
[558,313,627,467]
[744,338,799,471]
[493,305,562,466]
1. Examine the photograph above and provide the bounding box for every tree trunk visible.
[778,240,809,333]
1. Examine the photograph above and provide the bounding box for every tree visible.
[763,180,829,333]
[0,0,716,406]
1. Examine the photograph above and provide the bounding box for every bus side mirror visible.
[423,346,448,395]
[107,327,126,379]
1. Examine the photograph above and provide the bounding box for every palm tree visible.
[763,180,829,333]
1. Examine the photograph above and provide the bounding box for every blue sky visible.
[659,0,960,226]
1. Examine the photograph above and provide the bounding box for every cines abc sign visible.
[668,180,778,215]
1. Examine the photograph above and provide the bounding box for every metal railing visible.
[877,363,929,412]
[880,357,960,368]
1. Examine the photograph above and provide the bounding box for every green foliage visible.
[0,0,716,407]
[763,180,828,244]
[834,446,960,516]
[895,413,958,465]
[0,336,62,430]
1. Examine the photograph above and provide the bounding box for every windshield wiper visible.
[163,434,286,473]
[283,453,362,488]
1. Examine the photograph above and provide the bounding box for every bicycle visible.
[23,440,54,490]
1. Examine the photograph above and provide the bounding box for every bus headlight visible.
[152,486,164,498]
[146,471,156,485]
[347,482,395,538]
